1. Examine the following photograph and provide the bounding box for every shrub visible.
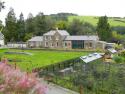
[113,56,123,63]
[119,50,125,57]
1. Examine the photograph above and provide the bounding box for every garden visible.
[0,48,89,94]
[39,50,125,94]
[1,48,125,94]
[0,48,88,71]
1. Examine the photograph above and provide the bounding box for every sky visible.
[0,0,125,23]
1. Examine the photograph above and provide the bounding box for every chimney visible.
[56,27,58,31]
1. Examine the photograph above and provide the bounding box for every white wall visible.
[0,40,4,46]
[7,43,27,48]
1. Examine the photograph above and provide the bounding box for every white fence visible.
[7,42,27,48]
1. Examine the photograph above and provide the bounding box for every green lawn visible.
[68,16,125,27]
[0,49,88,71]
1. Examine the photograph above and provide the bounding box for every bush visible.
[120,50,125,57]
[113,56,123,63]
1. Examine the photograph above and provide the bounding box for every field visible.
[68,16,125,27]
[0,49,88,71]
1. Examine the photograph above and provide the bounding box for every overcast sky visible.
[0,0,125,23]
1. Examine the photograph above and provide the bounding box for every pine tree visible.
[96,16,112,42]
[17,12,25,41]
[25,13,34,38]
[34,12,47,35]
[4,8,17,42]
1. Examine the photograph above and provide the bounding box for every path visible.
[46,83,79,94]
[41,79,79,94]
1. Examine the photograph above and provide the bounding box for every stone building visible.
[28,29,107,49]
[27,36,43,48]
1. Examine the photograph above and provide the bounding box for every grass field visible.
[68,16,125,27]
[0,49,88,71]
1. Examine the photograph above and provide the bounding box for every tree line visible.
[1,7,125,45]
[1,8,96,43]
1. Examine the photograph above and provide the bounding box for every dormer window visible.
[50,36,52,40]
[56,36,59,40]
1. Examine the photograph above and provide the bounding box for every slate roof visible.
[28,36,43,42]
[64,36,99,41]
[0,32,4,40]
[43,30,70,36]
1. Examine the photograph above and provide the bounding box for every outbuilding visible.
[27,36,43,48]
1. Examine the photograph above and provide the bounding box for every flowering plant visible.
[0,61,47,94]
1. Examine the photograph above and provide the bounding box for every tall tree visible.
[34,12,47,35]
[68,19,95,35]
[68,19,83,35]
[25,13,34,40]
[0,0,5,12]
[4,8,17,42]
[17,12,25,41]
[96,16,112,42]
[26,13,34,33]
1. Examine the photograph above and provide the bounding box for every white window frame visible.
[50,36,52,40]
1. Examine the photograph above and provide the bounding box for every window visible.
[56,36,59,40]
[50,43,53,47]
[50,36,52,40]
[65,43,67,46]
[45,36,49,40]
[45,42,48,47]
[89,43,92,47]
[68,43,70,46]
[52,43,54,46]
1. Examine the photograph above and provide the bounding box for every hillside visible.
[68,16,125,27]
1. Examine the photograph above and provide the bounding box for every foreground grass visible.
[0,49,88,71]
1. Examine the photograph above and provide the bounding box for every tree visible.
[0,0,5,12]
[96,16,112,42]
[77,22,95,35]
[4,8,17,42]
[25,13,34,34]
[68,19,95,35]
[55,20,67,30]
[34,12,47,35]
[0,20,3,29]
[17,12,26,41]
[25,13,34,40]
[68,19,84,35]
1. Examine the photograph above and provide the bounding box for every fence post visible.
[80,85,83,94]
